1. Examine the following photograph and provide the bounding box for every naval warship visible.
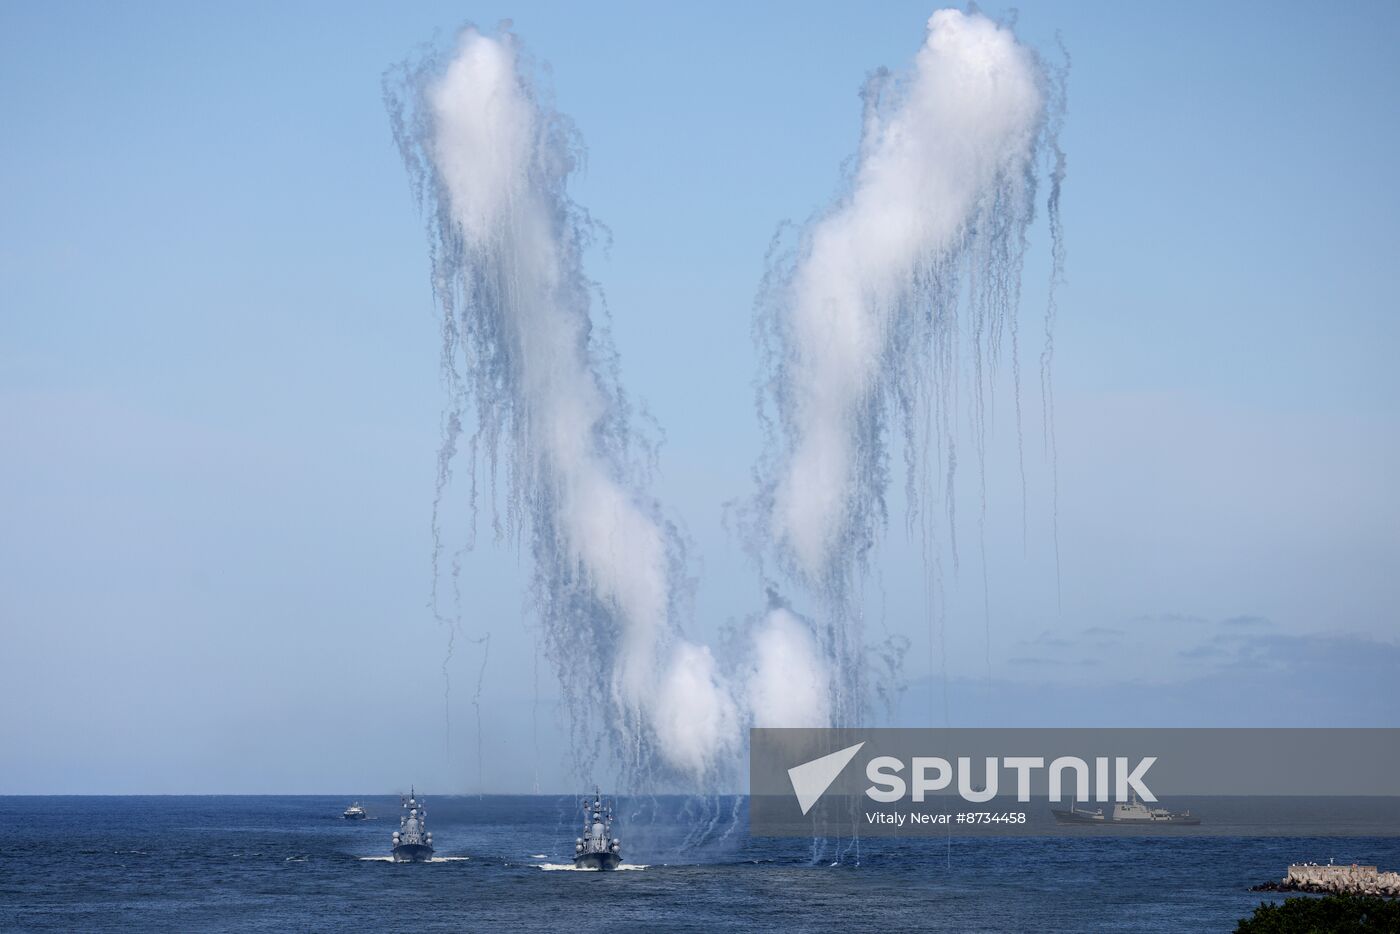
[1053,789,1200,825]
[391,788,434,862]
[573,791,622,870]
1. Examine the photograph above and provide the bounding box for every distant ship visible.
[342,802,367,820]
[1053,790,1200,825]
[573,790,622,870]
[1051,801,1106,823]
[391,788,434,862]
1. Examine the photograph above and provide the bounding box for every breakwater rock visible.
[1252,863,1400,898]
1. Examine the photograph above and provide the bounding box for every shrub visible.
[1236,895,1400,933]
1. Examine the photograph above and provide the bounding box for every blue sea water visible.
[1,796,1394,932]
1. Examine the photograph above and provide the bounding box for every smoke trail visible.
[1041,36,1070,610]
[753,10,1063,722]
[386,13,1065,790]
[386,27,737,784]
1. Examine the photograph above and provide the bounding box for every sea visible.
[1,795,1395,932]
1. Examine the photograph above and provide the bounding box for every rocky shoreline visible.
[1252,863,1400,898]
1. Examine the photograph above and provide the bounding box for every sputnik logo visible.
[787,742,865,815]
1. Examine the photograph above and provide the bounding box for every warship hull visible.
[573,851,621,871]
[392,843,435,863]
[1051,809,1199,826]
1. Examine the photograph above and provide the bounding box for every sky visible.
[1,0,1397,794]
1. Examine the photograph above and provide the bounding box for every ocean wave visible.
[356,856,472,863]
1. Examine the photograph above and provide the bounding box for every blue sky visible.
[2,1,1397,793]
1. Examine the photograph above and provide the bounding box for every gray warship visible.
[1053,790,1199,825]
[391,788,434,862]
[573,791,622,870]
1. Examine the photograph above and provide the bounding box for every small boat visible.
[391,788,434,862]
[573,790,622,870]
[342,802,367,820]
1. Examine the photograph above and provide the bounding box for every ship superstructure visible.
[1110,789,1199,824]
[391,788,434,862]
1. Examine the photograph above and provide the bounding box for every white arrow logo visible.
[787,742,866,815]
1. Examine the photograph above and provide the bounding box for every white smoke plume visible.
[753,10,1062,721]
[386,11,1065,786]
[387,28,737,782]
[747,606,832,729]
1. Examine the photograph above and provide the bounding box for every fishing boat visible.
[1051,801,1106,823]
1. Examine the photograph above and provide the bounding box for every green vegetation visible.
[1236,895,1400,932]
